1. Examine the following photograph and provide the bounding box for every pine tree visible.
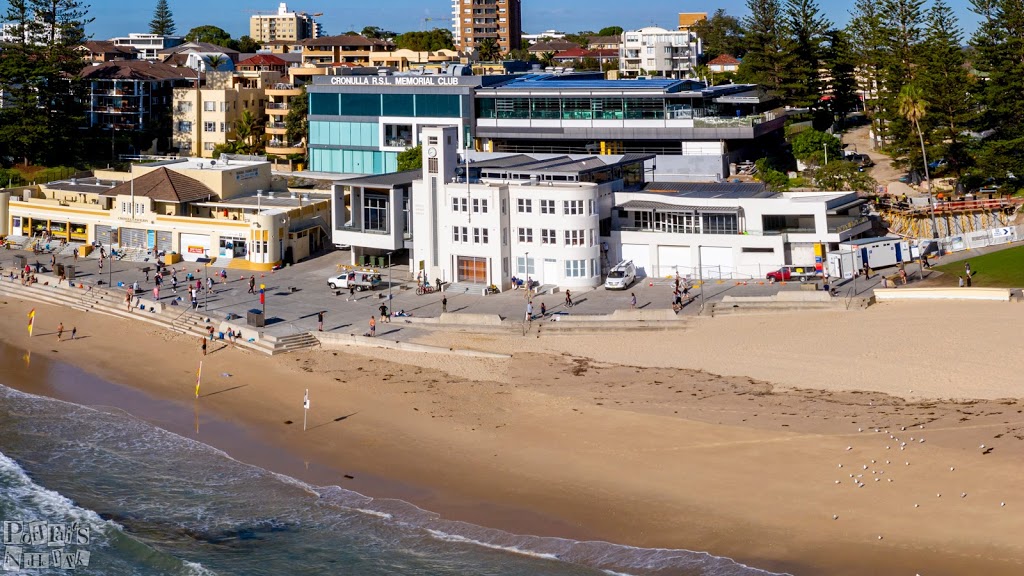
[149,0,175,36]
[877,0,926,157]
[0,0,91,165]
[970,0,1024,181]
[740,0,794,95]
[822,29,859,127]
[918,0,973,177]
[783,0,831,108]
[846,0,889,146]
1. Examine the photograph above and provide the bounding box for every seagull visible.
[914,504,919,508]
[950,467,955,471]
[886,460,891,464]
[886,446,891,450]
[838,464,844,468]
[961,493,967,498]
[835,480,841,484]
[901,426,906,430]
[875,478,880,482]
[919,425,924,429]
[846,446,853,451]
[906,462,910,465]
[1001,502,1006,507]
[833,514,839,519]
[877,535,883,540]
[871,460,876,463]
[858,428,863,432]
[887,478,893,482]
[937,493,942,497]
[910,437,914,441]
[863,465,869,470]
[919,439,925,443]
[980,444,986,449]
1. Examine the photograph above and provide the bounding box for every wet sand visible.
[2,296,1023,575]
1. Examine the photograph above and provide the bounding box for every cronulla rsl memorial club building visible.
[306,73,504,174]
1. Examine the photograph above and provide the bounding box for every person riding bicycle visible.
[565,290,572,307]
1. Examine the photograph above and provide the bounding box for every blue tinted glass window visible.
[338,93,381,116]
[310,93,339,116]
[382,94,415,116]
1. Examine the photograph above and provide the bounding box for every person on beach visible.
[630,292,637,309]
[57,323,63,341]
[201,336,207,356]
[442,295,447,313]
[70,327,76,340]
[144,268,150,282]
[317,311,324,331]
[368,316,376,337]
[673,289,682,310]
[172,274,179,292]
[220,269,227,283]
[153,286,160,301]
[526,300,533,322]
[899,268,908,285]
[206,277,214,294]
[248,275,256,294]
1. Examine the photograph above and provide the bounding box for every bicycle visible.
[415,285,436,296]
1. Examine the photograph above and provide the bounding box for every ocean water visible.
[0,381,786,576]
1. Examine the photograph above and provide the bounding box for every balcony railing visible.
[267,122,287,130]
[266,102,289,110]
[828,216,870,233]
[693,108,783,128]
[267,140,305,148]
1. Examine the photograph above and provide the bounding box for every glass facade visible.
[310,93,462,118]
[310,149,397,174]
[310,121,379,147]
[476,96,738,121]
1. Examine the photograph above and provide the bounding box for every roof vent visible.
[268,190,274,199]
[257,189,263,197]
[302,193,310,202]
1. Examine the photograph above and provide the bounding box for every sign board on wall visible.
[316,75,476,87]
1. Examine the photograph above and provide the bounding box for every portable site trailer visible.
[828,237,911,279]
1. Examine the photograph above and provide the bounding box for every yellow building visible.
[298,34,395,67]
[678,12,707,31]
[249,2,321,45]
[172,71,276,158]
[368,49,462,72]
[1,157,330,269]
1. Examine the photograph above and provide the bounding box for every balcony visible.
[266,122,287,135]
[266,139,306,155]
[266,83,302,97]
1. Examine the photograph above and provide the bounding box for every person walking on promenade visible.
[965,261,972,277]
[966,273,973,287]
[201,336,207,356]
[317,311,324,332]
[348,284,356,301]
[368,316,376,337]
[57,322,63,341]
[565,290,573,308]
[899,268,908,285]
[540,302,547,317]
[526,300,533,323]
[248,275,256,294]
[73,250,78,263]
[442,295,448,313]
[378,303,389,323]
[630,292,637,309]
[70,327,76,340]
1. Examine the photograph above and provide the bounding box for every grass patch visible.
[932,245,1024,288]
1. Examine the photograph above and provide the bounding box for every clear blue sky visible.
[79,0,982,42]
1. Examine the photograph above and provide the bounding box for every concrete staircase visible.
[0,276,320,355]
[709,294,874,317]
[443,282,484,296]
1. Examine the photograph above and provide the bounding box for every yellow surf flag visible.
[195,361,203,398]
[27,309,36,337]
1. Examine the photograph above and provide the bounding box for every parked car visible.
[766,266,820,282]
[604,260,637,289]
[845,153,874,169]
[327,271,381,291]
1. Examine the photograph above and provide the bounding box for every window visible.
[517,198,532,213]
[591,229,597,246]
[471,227,488,243]
[453,227,460,242]
[701,213,738,234]
[518,227,533,243]
[516,257,535,275]
[540,199,555,214]
[178,121,192,133]
[588,199,595,215]
[203,121,216,132]
[591,258,598,277]
[364,196,388,231]
[472,198,488,213]
[633,211,652,229]
[473,227,481,243]
[428,157,438,173]
[203,142,215,151]
[219,122,226,132]
[203,100,215,111]
[565,259,586,278]
[563,200,583,215]
[541,229,556,244]
[461,226,468,242]
[177,101,192,113]
[564,229,584,245]
[452,197,468,212]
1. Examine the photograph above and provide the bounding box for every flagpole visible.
[195,361,203,398]
[303,388,309,431]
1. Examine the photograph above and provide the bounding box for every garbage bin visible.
[377,256,385,268]
[54,263,65,277]
[247,308,265,328]
[65,265,76,281]
[13,255,26,269]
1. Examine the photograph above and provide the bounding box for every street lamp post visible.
[524,251,530,295]
[197,255,211,311]
[387,250,393,309]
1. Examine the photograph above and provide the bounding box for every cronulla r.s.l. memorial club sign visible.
[326,76,469,86]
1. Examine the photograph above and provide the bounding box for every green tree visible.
[539,51,556,68]
[236,35,261,53]
[505,48,536,62]
[563,31,594,46]
[477,37,502,61]
[822,29,859,126]
[813,160,878,191]
[204,54,228,71]
[877,0,926,156]
[740,0,794,95]
[918,0,973,177]
[755,158,791,190]
[969,0,1024,180]
[0,0,91,166]
[394,28,455,51]
[597,26,623,37]
[784,0,831,107]
[184,25,234,48]
[361,26,395,39]
[284,87,308,146]
[232,109,262,154]
[846,0,889,147]
[691,9,746,62]
[790,129,841,166]
[897,83,930,186]
[397,145,422,171]
[149,0,175,36]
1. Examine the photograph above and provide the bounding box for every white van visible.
[327,271,381,291]
[604,260,636,290]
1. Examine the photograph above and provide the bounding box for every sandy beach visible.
[2,295,1023,575]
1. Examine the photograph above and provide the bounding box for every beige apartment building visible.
[451,0,521,54]
[172,71,275,158]
[249,2,321,45]
[298,34,394,66]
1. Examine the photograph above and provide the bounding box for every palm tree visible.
[478,38,501,61]
[233,110,261,154]
[539,51,556,68]
[898,83,938,238]
[205,54,228,72]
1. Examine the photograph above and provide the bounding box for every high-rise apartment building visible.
[451,0,521,55]
[250,3,322,45]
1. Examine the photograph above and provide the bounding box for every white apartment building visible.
[521,29,566,43]
[111,33,183,60]
[611,184,871,279]
[619,26,702,79]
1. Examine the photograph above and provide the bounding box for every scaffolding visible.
[876,197,1022,239]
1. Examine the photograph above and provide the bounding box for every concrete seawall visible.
[314,332,511,358]
[874,288,1013,302]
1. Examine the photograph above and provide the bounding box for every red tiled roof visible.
[237,54,287,67]
[708,54,740,66]
[553,47,593,59]
[103,168,215,204]
[78,60,195,80]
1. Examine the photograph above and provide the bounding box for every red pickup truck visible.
[766,267,820,281]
